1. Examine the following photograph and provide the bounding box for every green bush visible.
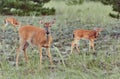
[41,8,55,15]
[0,0,55,16]
[109,13,119,19]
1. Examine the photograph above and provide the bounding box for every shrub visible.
[0,0,55,16]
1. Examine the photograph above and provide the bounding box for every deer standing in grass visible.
[3,17,20,32]
[71,28,103,53]
[16,20,55,68]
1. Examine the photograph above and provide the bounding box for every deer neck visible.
[44,27,51,42]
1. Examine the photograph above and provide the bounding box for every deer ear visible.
[39,20,44,24]
[51,18,56,24]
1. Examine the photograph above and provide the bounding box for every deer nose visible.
[45,27,50,34]
[46,31,50,34]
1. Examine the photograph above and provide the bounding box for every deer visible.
[71,28,103,53]
[3,17,20,32]
[16,19,55,68]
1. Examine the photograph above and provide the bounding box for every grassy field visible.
[0,1,120,79]
[44,1,114,25]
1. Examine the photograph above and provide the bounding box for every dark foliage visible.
[0,0,55,16]
[101,0,120,19]
[109,13,119,19]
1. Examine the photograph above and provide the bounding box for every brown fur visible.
[5,17,19,27]
[71,28,103,53]
[3,17,20,32]
[16,21,54,68]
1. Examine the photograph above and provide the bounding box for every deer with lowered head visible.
[3,17,20,32]
[16,19,55,68]
[71,28,103,53]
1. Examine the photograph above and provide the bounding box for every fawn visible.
[71,28,103,53]
[3,17,20,32]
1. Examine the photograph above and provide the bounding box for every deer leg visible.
[46,47,53,65]
[71,39,80,53]
[91,40,95,51]
[89,39,95,52]
[75,39,80,53]
[75,43,80,53]
[13,26,17,32]
[71,41,75,53]
[2,22,8,32]
[89,41,91,52]
[39,46,42,68]
[16,46,20,67]
[23,42,29,63]
[16,40,27,67]
[5,21,8,26]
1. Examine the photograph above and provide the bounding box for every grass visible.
[0,1,120,79]
[44,1,114,25]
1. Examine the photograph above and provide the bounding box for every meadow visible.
[0,1,120,79]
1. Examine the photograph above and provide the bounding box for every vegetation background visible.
[0,0,55,16]
[0,0,120,79]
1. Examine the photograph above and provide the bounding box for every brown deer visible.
[71,28,103,53]
[16,20,55,68]
[3,17,20,32]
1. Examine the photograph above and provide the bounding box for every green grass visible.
[44,1,114,25]
[1,50,120,79]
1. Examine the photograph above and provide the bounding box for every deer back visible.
[19,25,51,47]
[73,29,98,40]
